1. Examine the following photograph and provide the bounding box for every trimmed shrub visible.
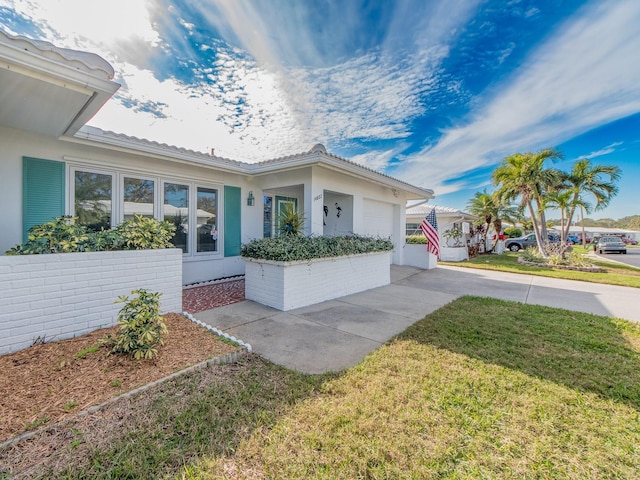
[241,234,393,262]
[406,235,428,244]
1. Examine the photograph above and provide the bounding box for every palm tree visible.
[467,191,494,252]
[562,158,621,244]
[493,148,564,256]
[545,189,579,249]
[467,190,521,252]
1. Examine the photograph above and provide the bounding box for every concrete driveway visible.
[195,265,640,374]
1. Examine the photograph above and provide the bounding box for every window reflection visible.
[197,187,217,252]
[164,183,189,253]
[74,171,112,231]
[124,178,154,219]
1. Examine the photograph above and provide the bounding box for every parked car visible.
[596,236,627,254]
[567,234,580,244]
[622,237,638,245]
[504,233,560,252]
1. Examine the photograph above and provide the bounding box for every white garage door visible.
[362,199,394,238]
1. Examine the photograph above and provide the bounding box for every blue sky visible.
[1,0,639,219]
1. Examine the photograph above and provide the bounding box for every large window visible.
[197,187,218,252]
[164,183,189,253]
[70,166,220,256]
[123,177,155,220]
[74,170,113,231]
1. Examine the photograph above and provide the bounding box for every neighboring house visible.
[406,202,477,247]
[0,31,434,284]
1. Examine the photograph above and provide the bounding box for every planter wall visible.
[0,249,182,354]
[439,246,469,262]
[402,244,437,269]
[244,251,391,311]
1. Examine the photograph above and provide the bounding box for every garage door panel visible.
[362,199,393,238]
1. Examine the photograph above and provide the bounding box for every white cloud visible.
[2,0,160,58]
[584,142,623,159]
[394,0,640,193]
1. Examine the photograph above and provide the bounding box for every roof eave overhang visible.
[249,152,434,200]
[0,33,120,137]
[64,129,251,175]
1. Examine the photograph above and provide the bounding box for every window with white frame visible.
[73,169,114,231]
[69,166,219,255]
[123,177,155,220]
[406,222,421,236]
[196,187,218,252]
[163,182,190,253]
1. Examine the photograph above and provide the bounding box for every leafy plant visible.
[101,289,168,360]
[115,214,176,250]
[6,215,175,255]
[443,226,463,246]
[6,216,89,255]
[241,234,393,262]
[63,401,79,413]
[277,204,305,237]
[405,235,428,245]
[74,345,100,359]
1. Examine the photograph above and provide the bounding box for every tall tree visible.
[493,148,564,256]
[467,190,521,252]
[467,191,494,253]
[562,158,621,244]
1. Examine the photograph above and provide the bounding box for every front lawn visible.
[9,297,640,478]
[445,251,640,288]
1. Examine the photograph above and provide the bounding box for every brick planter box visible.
[243,251,391,311]
[0,249,182,354]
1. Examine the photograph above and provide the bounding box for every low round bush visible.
[241,234,393,262]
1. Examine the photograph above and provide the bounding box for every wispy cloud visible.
[394,0,640,195]
[583,142,623,159]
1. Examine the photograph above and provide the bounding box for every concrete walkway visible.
[195,265,640,374]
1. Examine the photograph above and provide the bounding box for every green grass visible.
[446,251,640,288]
[29,297,640,479]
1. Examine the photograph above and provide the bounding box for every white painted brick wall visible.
[0,249,183,354]
[244,251,391,311]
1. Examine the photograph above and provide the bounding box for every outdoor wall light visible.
[247,190,255,206]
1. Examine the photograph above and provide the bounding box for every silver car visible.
[596,236,627,254]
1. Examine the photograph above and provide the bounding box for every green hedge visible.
[405,234,428,245]
[241,235,393,262]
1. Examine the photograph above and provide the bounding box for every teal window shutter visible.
[23,157,66,242]
[224,186,242,257]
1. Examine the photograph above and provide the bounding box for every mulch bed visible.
[0,313,242,444]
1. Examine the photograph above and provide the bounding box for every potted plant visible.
[440,226,469,261]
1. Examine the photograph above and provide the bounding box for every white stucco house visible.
[0,31,435,285]
[406,202,476,245]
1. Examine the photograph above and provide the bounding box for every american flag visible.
[420,207,440,257]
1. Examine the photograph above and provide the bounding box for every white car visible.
[596,236,627,254]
